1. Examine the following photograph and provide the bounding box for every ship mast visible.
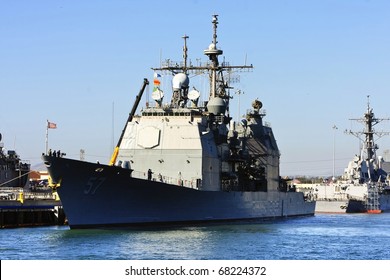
[203,15,223,98]
[151,15,253,106]
[346,95,390,161]
[182,35,188,73]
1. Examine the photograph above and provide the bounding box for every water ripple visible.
[1,213,390,260]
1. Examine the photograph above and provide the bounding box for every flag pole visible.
[45,120,49,154]
[46,120,57,155]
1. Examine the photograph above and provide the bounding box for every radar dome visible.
[204,43,223,56]
[207,97,226,115]
[252,99,263,110]
[172,73,189,90]
[208,43,216,50]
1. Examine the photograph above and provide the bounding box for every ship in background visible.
[42,15,315,229]
[297,96,390,213]
[0,133,64,228]
[0,133,30,190]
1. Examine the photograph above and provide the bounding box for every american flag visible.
[47,121,57,129]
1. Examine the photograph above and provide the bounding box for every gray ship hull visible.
[314,199,365,213]
[298,182,390,214]
[43,156,315,229]
[315,198,390,214]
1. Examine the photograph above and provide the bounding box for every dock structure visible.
[1,131,66,228]
[0,190,66,228]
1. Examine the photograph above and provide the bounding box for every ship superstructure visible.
[0,133,30,189]
[113,16,274,193]
[42,15,315,229]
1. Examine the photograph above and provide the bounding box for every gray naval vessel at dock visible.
[298,97,390,213]
[42,15,315,229]
[0,133,30,190]
[0,133,64,228]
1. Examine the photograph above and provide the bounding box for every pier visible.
[0,189,66,228]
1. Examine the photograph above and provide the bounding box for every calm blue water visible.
[1,213,390,260]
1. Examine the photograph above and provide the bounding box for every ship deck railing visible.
[0,190,58,201]
[315,194,366,202]
[0,187,23,192]
[22,192,58,200]
[130,170,200,189]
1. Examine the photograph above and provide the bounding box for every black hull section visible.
[379,194,390,212]
[43,156,315,229]
[346,199,367,213]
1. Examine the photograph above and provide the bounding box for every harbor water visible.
[1,213,390,260]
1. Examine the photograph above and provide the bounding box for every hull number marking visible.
[84,177,106,195]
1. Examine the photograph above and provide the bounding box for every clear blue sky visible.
[1,0,389,176]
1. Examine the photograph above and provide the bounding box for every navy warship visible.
[42,15,315,229]
[299,97,390,213]
[0,133,30,189]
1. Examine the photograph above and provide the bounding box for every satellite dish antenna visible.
[188,89,200,106]
[152,89,164,107]
[188,89,200,100]
[151,89,164,101]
